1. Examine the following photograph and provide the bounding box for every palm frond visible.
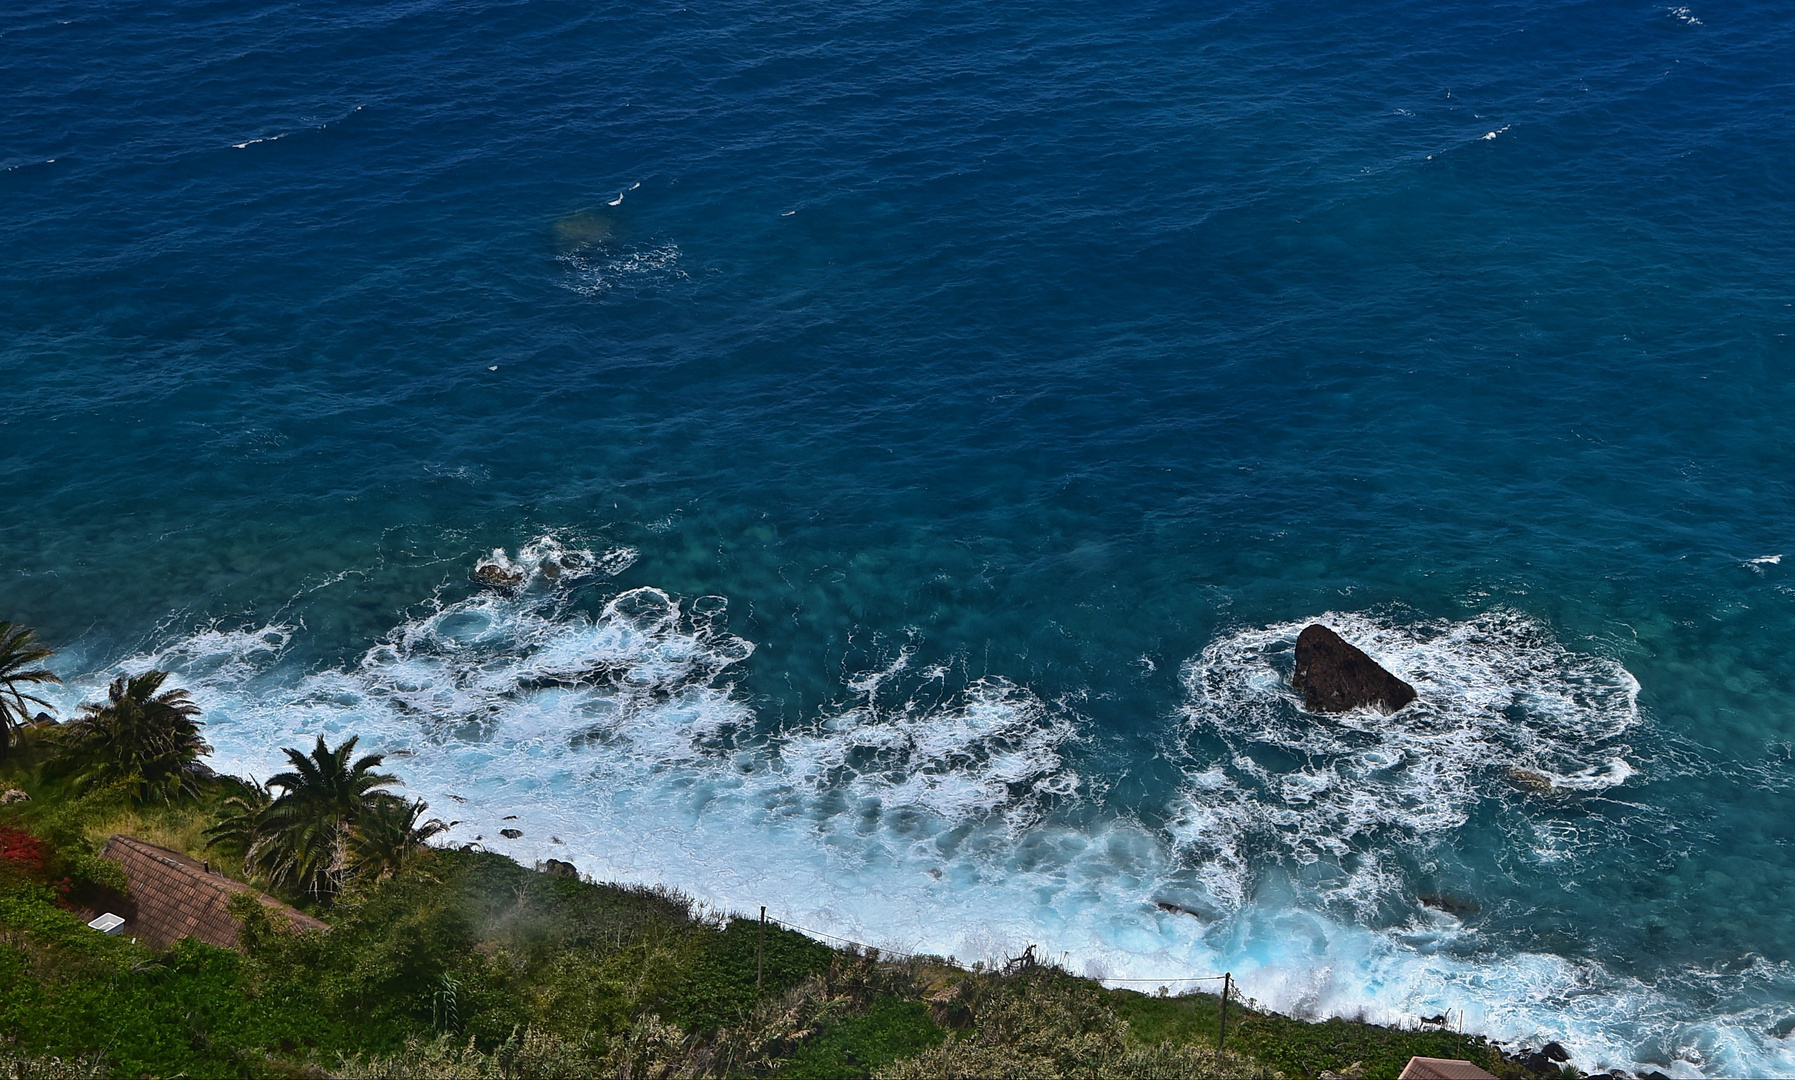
[0,623,59,761]
[240,734,413,900]
[55,669,208,802]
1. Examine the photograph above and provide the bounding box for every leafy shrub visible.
[872,974,1278,1080]
[1223,1007,1504,1079]
[335,1027,596,1080]
[776,997,944,1079]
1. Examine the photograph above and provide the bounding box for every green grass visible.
[1112,988,1523,1080]
[775,997,945,1078]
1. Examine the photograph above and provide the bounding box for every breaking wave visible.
[1171,609,1642,914]
[64,535,1079,856]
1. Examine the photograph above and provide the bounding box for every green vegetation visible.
[210,734,437,899]
[0,623,1573,1078]
[1110,992,1541,1080]
[53,671,206,803]
[0,623,58,763]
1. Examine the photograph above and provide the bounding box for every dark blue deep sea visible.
[5,1,1794,1072]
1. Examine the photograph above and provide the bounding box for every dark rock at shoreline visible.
[543,858,578,878]
[1506,1044,1578,1077]
[1292,624,1417,714]
[499,828,523,839]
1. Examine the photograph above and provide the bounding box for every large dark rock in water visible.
[1292,624,1417,714]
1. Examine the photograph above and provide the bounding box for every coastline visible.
[0,754,1585,1079]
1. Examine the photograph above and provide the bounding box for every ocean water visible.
[5,0,1795,1073]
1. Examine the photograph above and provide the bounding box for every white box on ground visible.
[87,912,125,935]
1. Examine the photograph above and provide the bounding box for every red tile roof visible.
[1399,1057,1499,1080]
[101,835,328,950]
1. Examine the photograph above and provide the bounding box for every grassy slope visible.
[0,756,1550,1079]
[1112,992,1516,1080]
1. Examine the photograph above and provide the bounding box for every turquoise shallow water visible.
[5,1,1795,1073]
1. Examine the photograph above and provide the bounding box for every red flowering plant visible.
[0,825,49,879]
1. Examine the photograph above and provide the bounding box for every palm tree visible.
[249,735,399,898]
[60,671,208,802]
[346,795,447,882]
[0,623,59,762]
[203,777,272,858]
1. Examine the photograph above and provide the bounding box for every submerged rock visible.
[553,211,613,251]
[1505,767,1555,794]
[499,828,523,839]
[1291,624,1417,714]
[1419,892,1480,917]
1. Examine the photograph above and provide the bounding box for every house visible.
[1399,1057,1499,1080]
[99,835,327,950]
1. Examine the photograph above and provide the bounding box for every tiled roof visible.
[101,835,328,950]
[1399,1057,1499,1080]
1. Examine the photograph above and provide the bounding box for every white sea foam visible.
[558,241,686,297]
[39,561,1795,1077]
[1173,609,1642,915]
[777,666,1079,831]
[471,535,634,588]
[53,535,1077,852]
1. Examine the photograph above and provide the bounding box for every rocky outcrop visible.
[474,562,527,587]
[1505,767,1555,794]
[1292,624,1417,714]
[1501,1042,1577,1078]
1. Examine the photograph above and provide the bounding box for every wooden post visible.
[758,906,766,990]
[1219,972,1231,1052]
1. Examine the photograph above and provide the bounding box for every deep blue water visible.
[6,1,1795,1073]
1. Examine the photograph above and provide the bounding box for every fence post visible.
[1219,972,1231,1052]
[758,906,766,990]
